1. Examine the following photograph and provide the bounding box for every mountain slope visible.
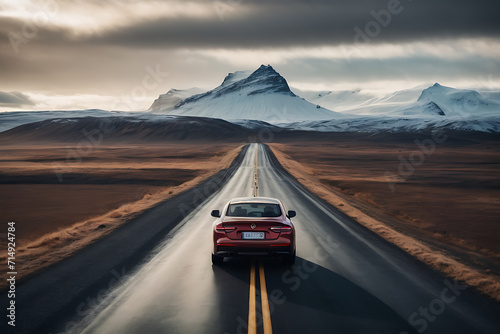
[149,88,204,112]
[396,101,446,116]
[292,85,430,115]
[0,109,119,133]
[291,88,376,112]
[150,65,341,122]
[0,116,255,143]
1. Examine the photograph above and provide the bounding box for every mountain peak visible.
[219,65,280,89]
[164,88,181,95]
[253,64,277,75]
[414,83,498,117]
[240,64,295,96]
[181,64,295,102]
[248,64,279,79]
[418,83,453,102]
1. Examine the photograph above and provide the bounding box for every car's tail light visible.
[215,224,236,233]
[269,226,292,233]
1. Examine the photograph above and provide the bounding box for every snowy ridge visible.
[220,70,253,87]
[276,116,500,133]
[149,87,204,112]
[0,109,120,133]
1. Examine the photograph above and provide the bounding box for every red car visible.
[211,197,296,265]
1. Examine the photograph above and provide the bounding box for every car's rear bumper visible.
[214,238,294,257]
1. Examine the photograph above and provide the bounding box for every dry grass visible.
[270,142,500,301]
[0,144,243,287]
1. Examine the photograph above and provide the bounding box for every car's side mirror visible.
[287,210,296,218]
[211,210,220,218]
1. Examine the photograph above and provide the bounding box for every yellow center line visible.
[254,146,259,197]
[248,261,257,334]
[259,262,273,334]
[248,146,272,333]
[248,261,274,334]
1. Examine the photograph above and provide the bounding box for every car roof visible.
[229,197,281,205]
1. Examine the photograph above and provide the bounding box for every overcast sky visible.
[1,0,499,111]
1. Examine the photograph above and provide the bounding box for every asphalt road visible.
[3,143,500,334]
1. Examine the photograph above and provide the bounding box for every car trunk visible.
[220,220,285,240]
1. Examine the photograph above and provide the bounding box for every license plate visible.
[242,232,265,240]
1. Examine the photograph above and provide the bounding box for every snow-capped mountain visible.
[374,83,500,117]
[149,87,204,112]
[413,83,500,117]
[149,65,341,122]
[294,83,500,119]
[274,83,500,133]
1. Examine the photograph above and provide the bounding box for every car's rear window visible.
[226,203,282,217]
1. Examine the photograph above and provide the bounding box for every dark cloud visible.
[0,0,499,108]
[87,0,500,48]
[0,91,33,107]
[1,0,499,51]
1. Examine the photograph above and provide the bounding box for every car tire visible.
[283,250,296,265]
[212,254,224,265]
